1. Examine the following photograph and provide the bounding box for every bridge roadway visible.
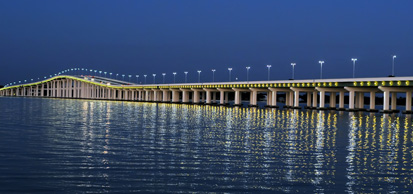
[1,75,413,113]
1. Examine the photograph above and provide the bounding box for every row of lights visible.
[3,55,399,87]
[354,80,409,86]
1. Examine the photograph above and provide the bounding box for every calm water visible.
[0,97,412,193]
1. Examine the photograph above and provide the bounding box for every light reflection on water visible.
[0,97,412,193]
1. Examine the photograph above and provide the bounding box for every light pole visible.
[246,66,250,82]
[392,55,396,76]
[122,74,125,80]
[228,68,232,81]
[109,73,112,78]
[351,58,357,78]
[136,75,139,83]
[197,70,201,83]
[212,69,216,82]
[144,74,147,84]
[94,70,97,76]
[128,75,132,82]
[162,73,166,84]
[104,72,107,77]
[153,74,156,84]
[184,72,188,83]
[266,65,271,81]
[319,61,325,79]
[99,71,102,77]
[291,63,296,80]
[116,73,119,79]
[173,72,177,83]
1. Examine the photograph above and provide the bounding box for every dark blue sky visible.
[1,0,412,84]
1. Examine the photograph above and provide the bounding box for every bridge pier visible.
[232,88,249,106]
[379,86,413,113]
[344,87,380,112]
[290,88,316,109]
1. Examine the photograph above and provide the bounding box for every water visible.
[0,97,412,193]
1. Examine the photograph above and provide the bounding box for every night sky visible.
[1,0,412,84]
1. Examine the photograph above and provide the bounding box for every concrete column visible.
[171,90,179,103]
[294,91,300,107]
[206,91,211,104]
[359,92,365,109]
[312,91,317,108]
[406,92,412,111]
[162,91,168,102]
[349,91,355,109]
[182,91,189,103]
[370,92,376,110]
[251,91,257,106]
[225,92,229,104]
[234,90,241,105]
[383,91,390,111]
[267,92,272,106]
[220,91,225,105]
[285,92,290,106]
[46,82,50,97]
[154,91,159,101]
[193,91,200,103]
[330,92,336,108]
[339,91,345,109]
[391,92,397,110]
[272,91,277,107]
[306,92,311,107]
[319,91,325,108]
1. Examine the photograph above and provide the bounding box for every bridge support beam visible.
[217,88,232,106]
[290,88,316,109]
[191,89,203,104]
[203,89,218,105]
[232,88,249,106]
[344,87,380,112]
[379,86,413,113]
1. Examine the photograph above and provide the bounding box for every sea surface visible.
[0,97,412,193]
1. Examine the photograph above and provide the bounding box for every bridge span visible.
[1,75,413,113]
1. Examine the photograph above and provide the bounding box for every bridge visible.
[1,74,413,113]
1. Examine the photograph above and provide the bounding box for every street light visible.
[128,75,132,82]
[104,72,107,77]
[266,65,271,81]
[99,71,102,77]
[184,72,188,83]
[136,75,139,83]
[153,74,156,84]
[291,63,296,80]
[109,73,112,78]
[144,74,147,84]
[392,55,397,76]
[351,58,357,78]
[319,61,325,79]
[197,70,201,83]
[94,70,97,76]
[173,72,177,83]
[228,68,232,81]
[116,73,119,79]
[212,69,216,82]
[162,73,166,84]
[246,66,250,82]
[122,74,125,80]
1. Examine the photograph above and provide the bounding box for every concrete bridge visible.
[1,75,413,113]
